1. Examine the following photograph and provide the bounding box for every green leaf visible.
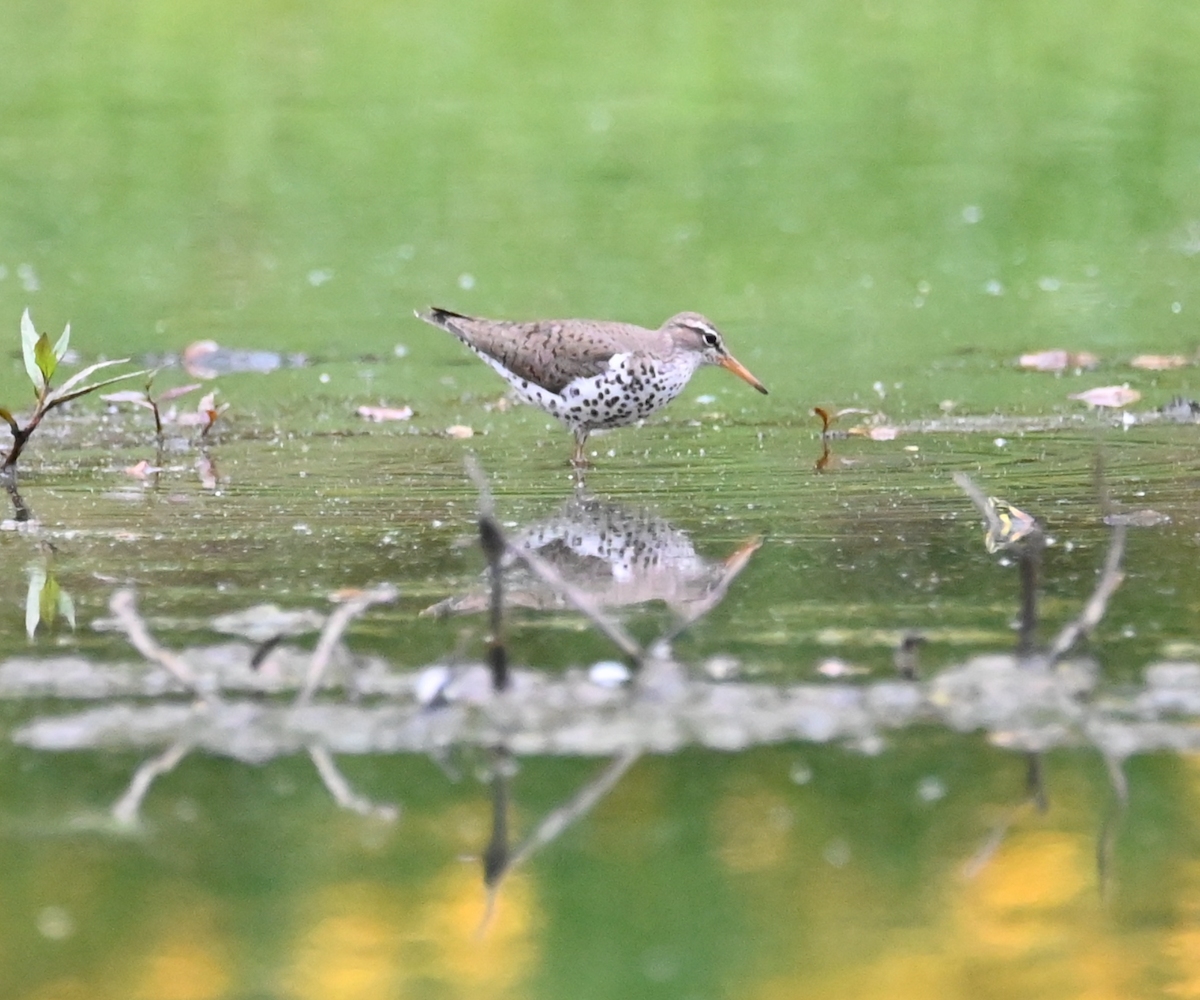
[57,587,76,630]
[39,575,60,626]
[53,322,71,362]
[24,562,46,639]
[53,358,135,398]
[20,309,44,392]
[34,333,57,383]
[47,366,151,409]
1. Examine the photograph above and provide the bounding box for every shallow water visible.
[2,1,1200,997]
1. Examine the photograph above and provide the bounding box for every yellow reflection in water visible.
[284,867,536,1000]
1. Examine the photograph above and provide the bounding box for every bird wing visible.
[419,308,655,395]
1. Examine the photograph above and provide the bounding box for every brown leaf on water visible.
[847,425,899,441]
[1130,354,1188,371]
[123,460,156,479]
[1019,349,1101,373]
[1104,509,1171,527]
[446,424,475,439]
[357,405,414,422]
[1068,385,1141,408]
[1020,349,1070,372]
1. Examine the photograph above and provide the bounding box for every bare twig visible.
[308,744,399,819]
[1046,524,1127,663]
[110,589,215,705]
[295,584,399,705]
[479,749,641,934]
[111,739,193,826]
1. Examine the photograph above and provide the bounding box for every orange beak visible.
[719,354,769,394]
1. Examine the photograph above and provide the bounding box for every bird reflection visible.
[422,494,761,622]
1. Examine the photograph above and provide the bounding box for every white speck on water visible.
[1038,276,1061,291]
[307,268,333,287]
[917,280,931,295]
[994,437,1007,448]
[589,660,631,687]
[0,264,7,280]
[917,776,947,802]
[984,279,1004,296]
[37,906,73,941]
[695,394,717,404]
[589,108,612,132]
[431,520,443,528]
[457,272,476,290]
[962,205,983,224]
[860,274,874,288]
[1122,625,1137,638]
[913,296,925,308]
[789,760,813,785]
[1172,301,1183,313]
[395,244,415,260]
[823,838,852,867]
[394,344,409,358]
[293,523,312,535]
[17,263,39,292]
[873,381,886,399]
[415,666,451,705]
[318,373,331,384]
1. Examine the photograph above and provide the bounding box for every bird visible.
[416,307,768,465]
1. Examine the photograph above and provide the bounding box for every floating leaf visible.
[101,390,155,407]
[446,424,474,439]
[1068,385,1141,408]
[157,384,202,403]
[1019,349,1070,372]
[1019,349,1100,373]
[19,309,42,391]
[357,404,414,422]
[1130,354,1188,371]
[1104,509,1171,527]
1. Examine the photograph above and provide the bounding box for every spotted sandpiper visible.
[416,307,768,465]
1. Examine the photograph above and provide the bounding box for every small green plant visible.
[0,309,147,473]
[102,376,202,442]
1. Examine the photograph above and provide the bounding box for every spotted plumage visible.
[417,307,768,465]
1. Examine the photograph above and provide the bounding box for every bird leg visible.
[571,430,591,468]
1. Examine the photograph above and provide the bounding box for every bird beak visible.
[719,354,769,395]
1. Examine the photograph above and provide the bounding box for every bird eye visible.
[702,331,720,347]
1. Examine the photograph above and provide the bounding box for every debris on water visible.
[588,661,631,687]
[1159,397,1200,422]
[182,341,308,379]
[1103,509,1170,527]
[1069,385,1141,408]
[916,776,947,802]
[210,605,326,642]
[1131,354,1189,370]
[704,654,741,680]
[816,658,868,678]
[1018,349,1100,373]
[446,425,475,439]
[357,404,414,422]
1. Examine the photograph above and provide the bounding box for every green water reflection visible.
[2,0,1200,997]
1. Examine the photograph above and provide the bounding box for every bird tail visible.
[415,306,470,329]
